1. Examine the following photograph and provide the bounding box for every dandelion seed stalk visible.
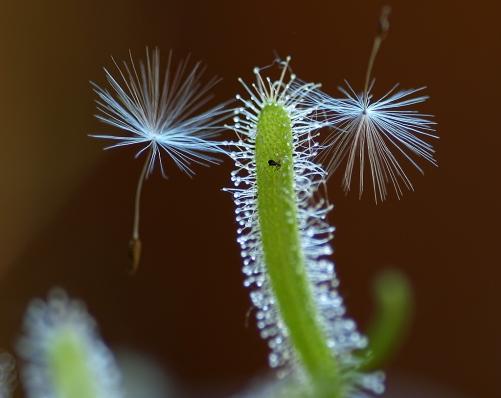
[363,5,391,97]
[91,48,228,272]
[255,104,342,396]
[129,147,153,273]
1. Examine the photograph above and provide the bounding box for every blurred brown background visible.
[0,0,499,397]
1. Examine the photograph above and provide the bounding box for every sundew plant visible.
[225,6,434,397]
[226,57,384,397]
[17,290,123,398]
[0,7,435,398]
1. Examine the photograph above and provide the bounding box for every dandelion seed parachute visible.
[307,6,437,203]
[17,289,123,398]
[225,58,384,396]
[91,48,231,272]
[91,47,229,177]
[311,82,437,202]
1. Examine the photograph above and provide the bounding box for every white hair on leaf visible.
[0,353,15,398]
[312,81,437,202]
[224,58,384,396]
[17,289,123,398]
[91,47,229,177]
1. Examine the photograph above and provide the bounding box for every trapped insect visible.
[268,159,281,168]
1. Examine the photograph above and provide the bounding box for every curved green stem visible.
[255,104,341,396]
[361,269,413,371]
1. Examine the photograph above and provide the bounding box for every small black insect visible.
[268,159,281,169]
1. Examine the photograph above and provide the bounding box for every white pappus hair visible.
[312,81,437,202]
[225,58,384,396]
[17,289,123,398]
[91,47,229,177]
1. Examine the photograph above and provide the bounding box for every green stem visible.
[361,269,413,371]
[255,104,342,396]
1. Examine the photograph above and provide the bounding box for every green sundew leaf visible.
[17,289,123,398]
[255,103,342,397]
[48,328,98,398]
[361,269,413,371]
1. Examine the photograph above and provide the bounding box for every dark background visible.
[0,0,499,397]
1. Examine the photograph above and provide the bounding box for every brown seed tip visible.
[379,5,391,37]
[128,238,142,274]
